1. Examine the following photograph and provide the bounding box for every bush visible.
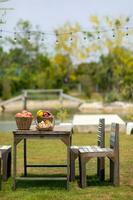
[2,79,12,100]
[104,90,120,103]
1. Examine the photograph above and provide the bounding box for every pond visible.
[0,108,78,132]
[0,107,133,132]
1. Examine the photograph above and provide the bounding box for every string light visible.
[0,26,132,43]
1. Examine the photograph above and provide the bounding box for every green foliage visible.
[104,90,120,103]
[1,78,12,100]
[0,17,133,102]
[56,107,69,122]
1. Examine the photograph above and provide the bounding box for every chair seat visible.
[79,146,113,153]
[0,145,12,181]
[0,145,11,153]
[79,146,114,158]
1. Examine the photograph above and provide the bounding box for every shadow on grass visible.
[76,174,112,187]
[16,173,68,190]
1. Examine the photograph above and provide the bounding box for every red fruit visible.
[15,113,22,117]
[45,111,51,116]
[27,112,32,117]
[44,113,48,117]
[15,110,33,118]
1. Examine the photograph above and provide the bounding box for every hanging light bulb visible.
[70,37,73,41]
[126,27,129,36]
[112,28,115,38]
[14,31,17,41]
[83,31,87,40]
[97,31,100,39]
[69,32,73,43]
[55,31,59,45]
[27,31,31,40]
[0,29,2,39]
[41,32,45,41]
[55,39,59,45]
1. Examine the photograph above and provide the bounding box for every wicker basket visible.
[36,115,54,131]
[15,117,33,130]
[36,125,54,131]
[37,115,54,123]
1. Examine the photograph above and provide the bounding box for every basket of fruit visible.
[15,110,33,130]
[36,110,54,131]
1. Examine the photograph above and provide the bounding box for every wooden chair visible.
[79,123,119,188]
[0,145,11,181]
[0,152,2,190]
[70,118,105,181]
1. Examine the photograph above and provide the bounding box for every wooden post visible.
[1,105,5,112]
[59,90,63,105]
[22,90,27,110]
[77,83,82,93]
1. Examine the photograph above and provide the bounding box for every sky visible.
[0,0,133,32]
[0,0,133,56]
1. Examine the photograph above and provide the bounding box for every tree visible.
[54,22,93,62]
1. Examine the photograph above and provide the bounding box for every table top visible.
[13,124,72,136]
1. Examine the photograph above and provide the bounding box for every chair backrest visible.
[110,123,119,152]
[97,118,105,148]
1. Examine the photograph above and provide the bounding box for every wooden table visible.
[12,124,72,190]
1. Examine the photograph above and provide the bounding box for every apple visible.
[43,111,52,117]
[15,110,33,118]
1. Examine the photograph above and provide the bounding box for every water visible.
[0,108,78,132]
[0,107,133,132]
[0,121,17,132]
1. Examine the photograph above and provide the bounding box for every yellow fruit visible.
[37,110,43,117]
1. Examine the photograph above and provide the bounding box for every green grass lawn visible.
[0,131,133,200]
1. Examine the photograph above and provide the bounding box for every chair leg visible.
[110,159,114,183]
[2,151,11,181]
[114,157,120,186]
[70,151,78,181]
[0,159,2,190]
[110,158,119,186]
[97,157,105,181]
[7,152,11,178]
[79,154,87,188]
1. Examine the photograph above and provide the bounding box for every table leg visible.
[67,136,71,190]
[24,139,27,176]
[13,137,17,190]
[70,135,72,146]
